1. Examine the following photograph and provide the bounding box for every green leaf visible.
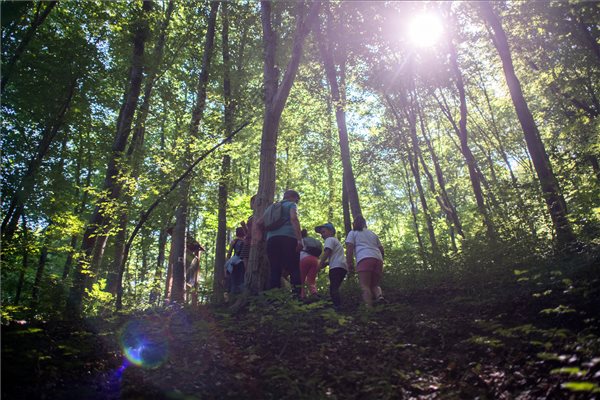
[551,367,588,376]
[561,382,600,392]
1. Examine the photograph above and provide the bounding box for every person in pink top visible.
[345,215,384,308]
[299,229,321,298]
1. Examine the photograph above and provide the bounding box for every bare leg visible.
[372,268,382,299]
[358,271,374,308]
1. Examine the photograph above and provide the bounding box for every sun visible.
[407,13,444,48]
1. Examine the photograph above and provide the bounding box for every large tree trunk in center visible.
[245,2,320,294]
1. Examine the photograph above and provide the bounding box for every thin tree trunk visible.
[109,0,174,296]
[317,7,362,220]
[325,94,336,222]
[140,232,149,284]
[446,34,496,240]
[214,152,230,303]
[417,107,464,239]
[169,1,219,304]
[388,95,438,256]
[342,176,352,236]
[67,1,151,315]
[164,237,174,301]
[14,215,29,305]
[245,2,320,294]
[480,1,576,248]
[401,155,427,267]
[405,95,438,255]
[213,1,234,303]
[1,1,57,93]
[31,241,48,309]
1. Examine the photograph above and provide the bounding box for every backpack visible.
[303,237,322,257]
[262,201,286,231]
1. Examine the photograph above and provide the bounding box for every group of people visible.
[224,189,385,309]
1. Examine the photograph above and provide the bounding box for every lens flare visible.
[408,13,443,48]
[118,320,168,369]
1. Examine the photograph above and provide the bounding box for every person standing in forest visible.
[299,228,322,299]
[345,215,385,308]
[258,189,303,295]
[315,222,347,310]
[226,227,246,295]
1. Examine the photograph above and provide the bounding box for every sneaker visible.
[375,296,387,304]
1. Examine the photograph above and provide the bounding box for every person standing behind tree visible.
[226,227,246,295]
[258,189,303,295]
[315,222,347,310]
[345,215,384,308]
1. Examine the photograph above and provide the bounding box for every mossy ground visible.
[3,252,600,399]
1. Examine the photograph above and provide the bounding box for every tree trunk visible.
[405,96,438,255]
[480,1,576,248]
[31,242,48,309]
[342,176,352,236]
[245,1,320,294]
[213,154,229,303]
[14,215,29,305]
[213,0,234,303]
[169,1,219,304]
[401,155,427,267]
[325,94,336,222]
[317,6,362,220]
[1,1,57,93]
[109,0,174,296]
[446,34,496,240]
[388,94,439,256]
[66,1,151,315]
[417,107,464,239]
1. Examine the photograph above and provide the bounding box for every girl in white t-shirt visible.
[345,215,384,308]
[315,222,347,310]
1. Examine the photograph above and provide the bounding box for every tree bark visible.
[245,1,320,294]
[480,1,576,248]
[342,175,352,236]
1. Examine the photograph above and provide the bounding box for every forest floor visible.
[2,251,600,400]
